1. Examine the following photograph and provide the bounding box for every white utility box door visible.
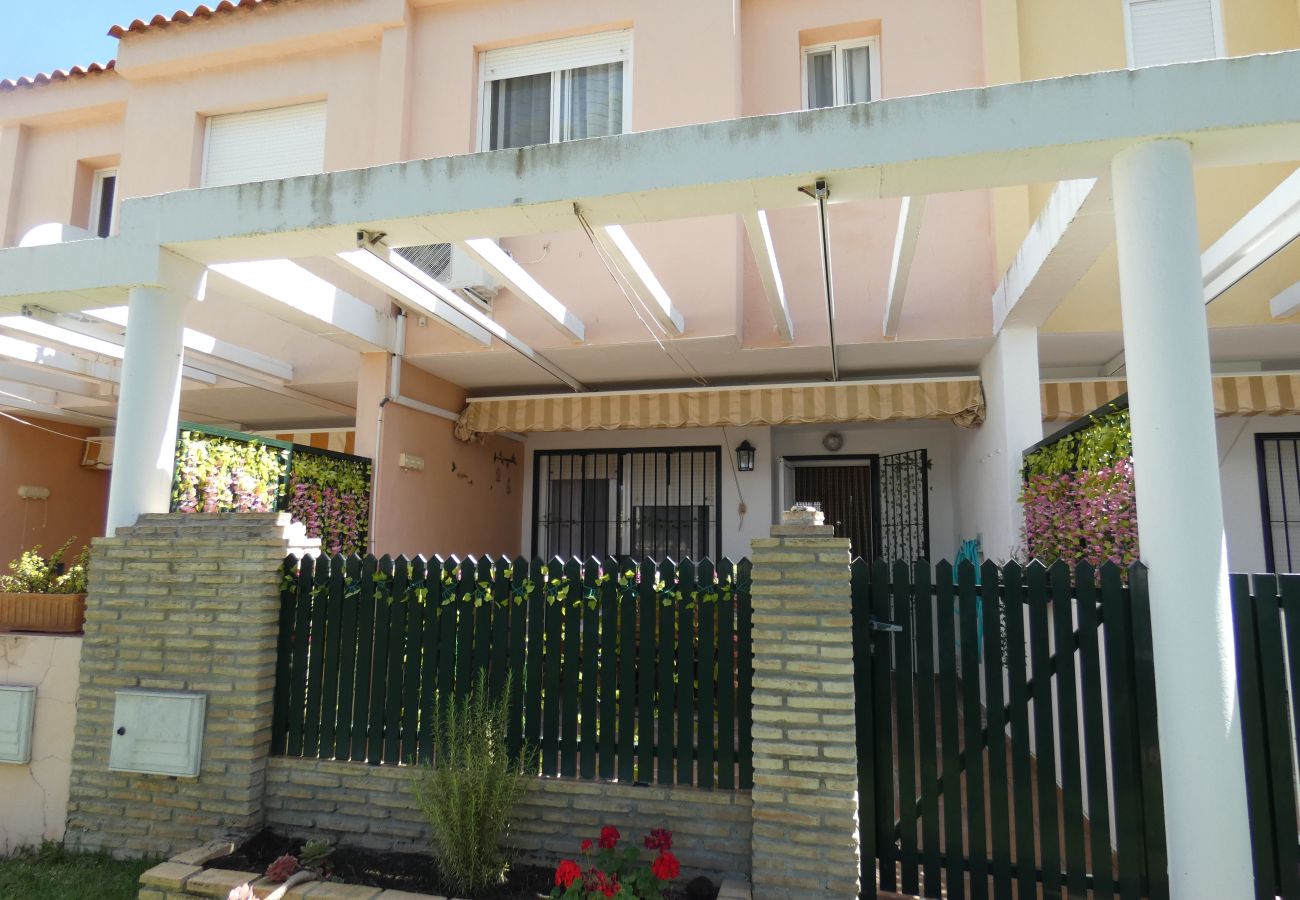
[0,684,36,764]
[109,689,206,777]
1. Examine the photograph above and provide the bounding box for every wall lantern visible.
[735,440,756,472]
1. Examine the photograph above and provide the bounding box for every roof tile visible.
[108,0,286,38]
[0,60,117,92]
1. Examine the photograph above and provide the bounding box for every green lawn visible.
[0,842,157,900]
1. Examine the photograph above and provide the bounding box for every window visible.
[479,30,631,151]
[803,37,879,109]
[89,167,118,238]
[532,447,720,561]
[1125,0,1223,68]
[201,101,327,188]
[1258,434,1300,573]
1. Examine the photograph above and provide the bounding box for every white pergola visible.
[5,50,1300,895]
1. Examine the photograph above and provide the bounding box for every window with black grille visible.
[1258,433,1300,573]
[532,447,721,561]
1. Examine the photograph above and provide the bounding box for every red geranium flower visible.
[554,859,582,889]
[598,825,621,849]
[644,828,673,851]
[652,850,681,881]
[580,838,594,853]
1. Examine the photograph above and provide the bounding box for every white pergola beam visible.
[1271,281,1300,318]
[1202,168,1300,303]
[84,305,295,381]
[458,239,585,342]
[992,177,1115,331]
[0,361,113,399]
[0,380,115,425]
[883,196,926,338]
[0,324,216,386]
[0,332,123,384]
[208,260,399,353]
[336,247,491,347]
[589,225,685,336]
[741,210,793,343]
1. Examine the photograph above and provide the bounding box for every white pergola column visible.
[1112,139,1253,895]
[104,285,189,534]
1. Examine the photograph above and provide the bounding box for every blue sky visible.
[1,0,153,81]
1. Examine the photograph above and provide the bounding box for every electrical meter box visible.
[109,689,206,777]
[0,685,36,764]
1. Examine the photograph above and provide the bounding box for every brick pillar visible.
[748,513,860,899]
[65,513,318,857]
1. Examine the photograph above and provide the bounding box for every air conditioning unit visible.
[395,242,499,310]
[81,436,114,469]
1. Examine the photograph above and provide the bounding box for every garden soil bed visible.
[207,830,692,899]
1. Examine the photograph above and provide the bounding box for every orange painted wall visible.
[362,359,523,558]
[0,416,108,567]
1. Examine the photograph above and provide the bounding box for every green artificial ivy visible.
[172,430,288,513]
[1022,406,1132,479]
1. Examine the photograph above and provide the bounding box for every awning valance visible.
[455,377,986,440]
[1041,373,1300,422]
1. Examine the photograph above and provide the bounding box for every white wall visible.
[770,420,960,561]
[520,426,772,561]
[1219,413,1300,574]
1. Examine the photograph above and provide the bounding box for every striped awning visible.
[1041,373,1300,421]
[455,377,986,440]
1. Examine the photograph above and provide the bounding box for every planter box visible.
[0,592,86,634]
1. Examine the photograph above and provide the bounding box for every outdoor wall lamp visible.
[735,440,756,472]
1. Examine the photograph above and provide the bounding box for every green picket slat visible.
[580,558,601,780]
[1026,562,1061,895]
[507,558,530,762]
[895,560,919,896]
[271,555,299,755]
[677,559,697,786]
[402,557,426,765]
[599,556,619,781]
[638,559,657,782]
[870,559,897,893]
[1232,573,1281,900]
[366,554,394,764]
[542,557,565,778]
[1049,561,1087,898]
[560,558,583,778]
[334,554,362,760]
[957,562,988,900]
[697,559,717,790]
[851,558,877,900]
[489,558,512,702]
[381,556,409,765]
[286,554,315,758]
[912,561,942,899]
[436,558,459,763]
[1001,562,1037,900]
[1075,564,1115,900]
[318,554,346,759]
[1249,575,1300,900]
[302,556,330,757]
[980,560,1012,900]
[1100,563,1143,900]
[350,554,378,762]
[524,558,546,759]
[617,559,638,783]
[1281,576,1300,802]
[737,558,754,790]
[472,558,493,681]
[657,559,677,786]
[418,558,440,765]
[717,559,737,792]
[455,561,476,696]
[935,561,965,900]
[1125,566,1169,900]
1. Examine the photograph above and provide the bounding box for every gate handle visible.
[869,618,902,633]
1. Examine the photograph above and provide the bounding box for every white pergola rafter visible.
[0,318,218,385]
[0,360,113,399]
[0,380,115,425]
[586,224,685,336]
[458,239,585,342]
[741,210,793,343]
[1202,168,1300,304]
[883,196,927,338]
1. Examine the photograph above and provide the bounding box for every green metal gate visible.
[852,558,1170,899]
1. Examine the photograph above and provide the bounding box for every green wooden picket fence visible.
[1232,572,1300,900]
[271,554,754,790]
[853,558,1170,900]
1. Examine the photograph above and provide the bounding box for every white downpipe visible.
[104,286,188,534]
[1112,138,1253,897]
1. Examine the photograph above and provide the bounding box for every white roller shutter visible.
[482,29,630,81]
[201,101,327,188]
[1127,0,1221,68]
